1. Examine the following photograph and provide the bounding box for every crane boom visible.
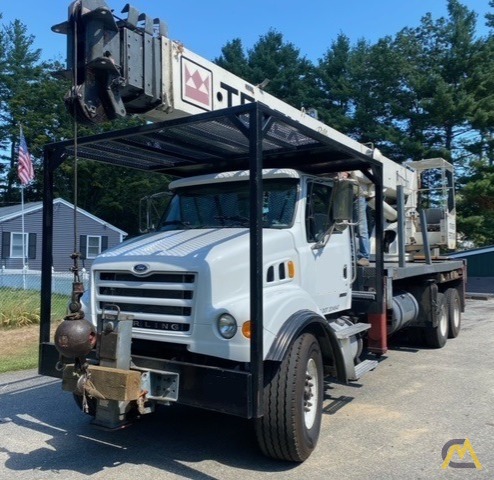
[54,0,416,194]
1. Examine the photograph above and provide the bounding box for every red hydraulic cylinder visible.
[367,312,388,355]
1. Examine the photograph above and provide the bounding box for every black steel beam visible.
[372,162,385,312]
[249,105,264,418]
[39,146,57,371]
[397,185,406,268]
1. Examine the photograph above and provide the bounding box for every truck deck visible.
[366,259,464,280]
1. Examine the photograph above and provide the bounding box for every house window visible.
[1,232,36,260]
[11,233,28,258]
[87,236,101,258]
[80,235,108,259]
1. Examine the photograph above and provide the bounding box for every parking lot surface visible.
[0,299,492,479]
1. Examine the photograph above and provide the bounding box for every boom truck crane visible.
[38,0,465,462]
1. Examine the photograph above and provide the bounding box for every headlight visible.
[217,313,237,339]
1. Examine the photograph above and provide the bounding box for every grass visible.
[0,325,40,373]
[0,322,64,374]
[0,288,67,373]
[1,288,67,328]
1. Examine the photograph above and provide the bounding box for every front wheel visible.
[424,292,448,348]
[255,333,323,462]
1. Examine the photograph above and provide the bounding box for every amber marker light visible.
[242,321,251,339]
[288,261,295,278]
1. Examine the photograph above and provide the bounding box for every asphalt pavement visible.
[0,298,493,479]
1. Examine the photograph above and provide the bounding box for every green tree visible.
[0,19,44,202]
[63,160,166,237]
[392,0,480,161]
[317,33,354,132]
[214,38,252,80]
[247,30,318,109]
[457,161,494,245]
[486,0,494,28]
[216,30,319,112]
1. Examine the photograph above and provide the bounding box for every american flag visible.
[18,127,34,185]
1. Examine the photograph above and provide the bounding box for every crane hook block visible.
[52,0,163,124]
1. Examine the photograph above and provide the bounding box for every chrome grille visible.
[95,270,196,332]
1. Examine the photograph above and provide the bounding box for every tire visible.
[424,292,448,348]
[256,333,323,462]
[445,288,461,338]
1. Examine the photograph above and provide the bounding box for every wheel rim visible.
[452,301,460,329]
[303,357,319,430]
[439,308,448,337]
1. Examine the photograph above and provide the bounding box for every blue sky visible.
[0,0,492,64]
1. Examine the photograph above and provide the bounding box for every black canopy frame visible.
[39,102,385,418]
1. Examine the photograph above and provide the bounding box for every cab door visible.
[298,179,352,314]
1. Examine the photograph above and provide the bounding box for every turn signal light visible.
[288,261,295,278]
[242,321,251,339]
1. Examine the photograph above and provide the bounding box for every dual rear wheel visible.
[423,288,462,348]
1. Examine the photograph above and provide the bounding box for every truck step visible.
[352,291,376,301]
[351,359,378,381]
[333,323,371,339]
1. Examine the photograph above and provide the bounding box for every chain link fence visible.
[0,269,89,328]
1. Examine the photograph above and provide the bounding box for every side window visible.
[306,182,333,243]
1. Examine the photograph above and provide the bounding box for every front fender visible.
[217,285,323,360]
[263,285,321,336]
[265,308,347,383]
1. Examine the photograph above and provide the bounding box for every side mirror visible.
[139,192,172,233]
[332,179,356,231]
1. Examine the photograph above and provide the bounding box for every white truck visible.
[39,0,465,462]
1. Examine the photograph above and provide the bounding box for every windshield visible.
[159,178,299,230]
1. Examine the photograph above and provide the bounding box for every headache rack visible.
[39,101,387,418]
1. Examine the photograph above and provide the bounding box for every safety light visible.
[242,321,251,339]
[288,261,295,278]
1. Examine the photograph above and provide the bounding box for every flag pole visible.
[21,182,25,268]
[21,182,27,289]
[20,125,26,289]
[17,123,34,287]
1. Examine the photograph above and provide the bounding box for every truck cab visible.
[83,169,353,364]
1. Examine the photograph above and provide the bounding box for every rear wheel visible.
[445,288,461,338]
[256,333,323,462]
[424,293,448,348]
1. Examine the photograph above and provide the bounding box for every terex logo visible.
[441,438,482,470]
[218,82,255,108]
[182,57,213,111]
[180,56,255,112]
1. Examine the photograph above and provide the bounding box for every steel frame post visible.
[249,105,264,418]
[419,209,432,265]
[397,185,406,268]
[368,163,387,355]
[39,146,56,358]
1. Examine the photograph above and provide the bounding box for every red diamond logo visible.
[182,58,212,110]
